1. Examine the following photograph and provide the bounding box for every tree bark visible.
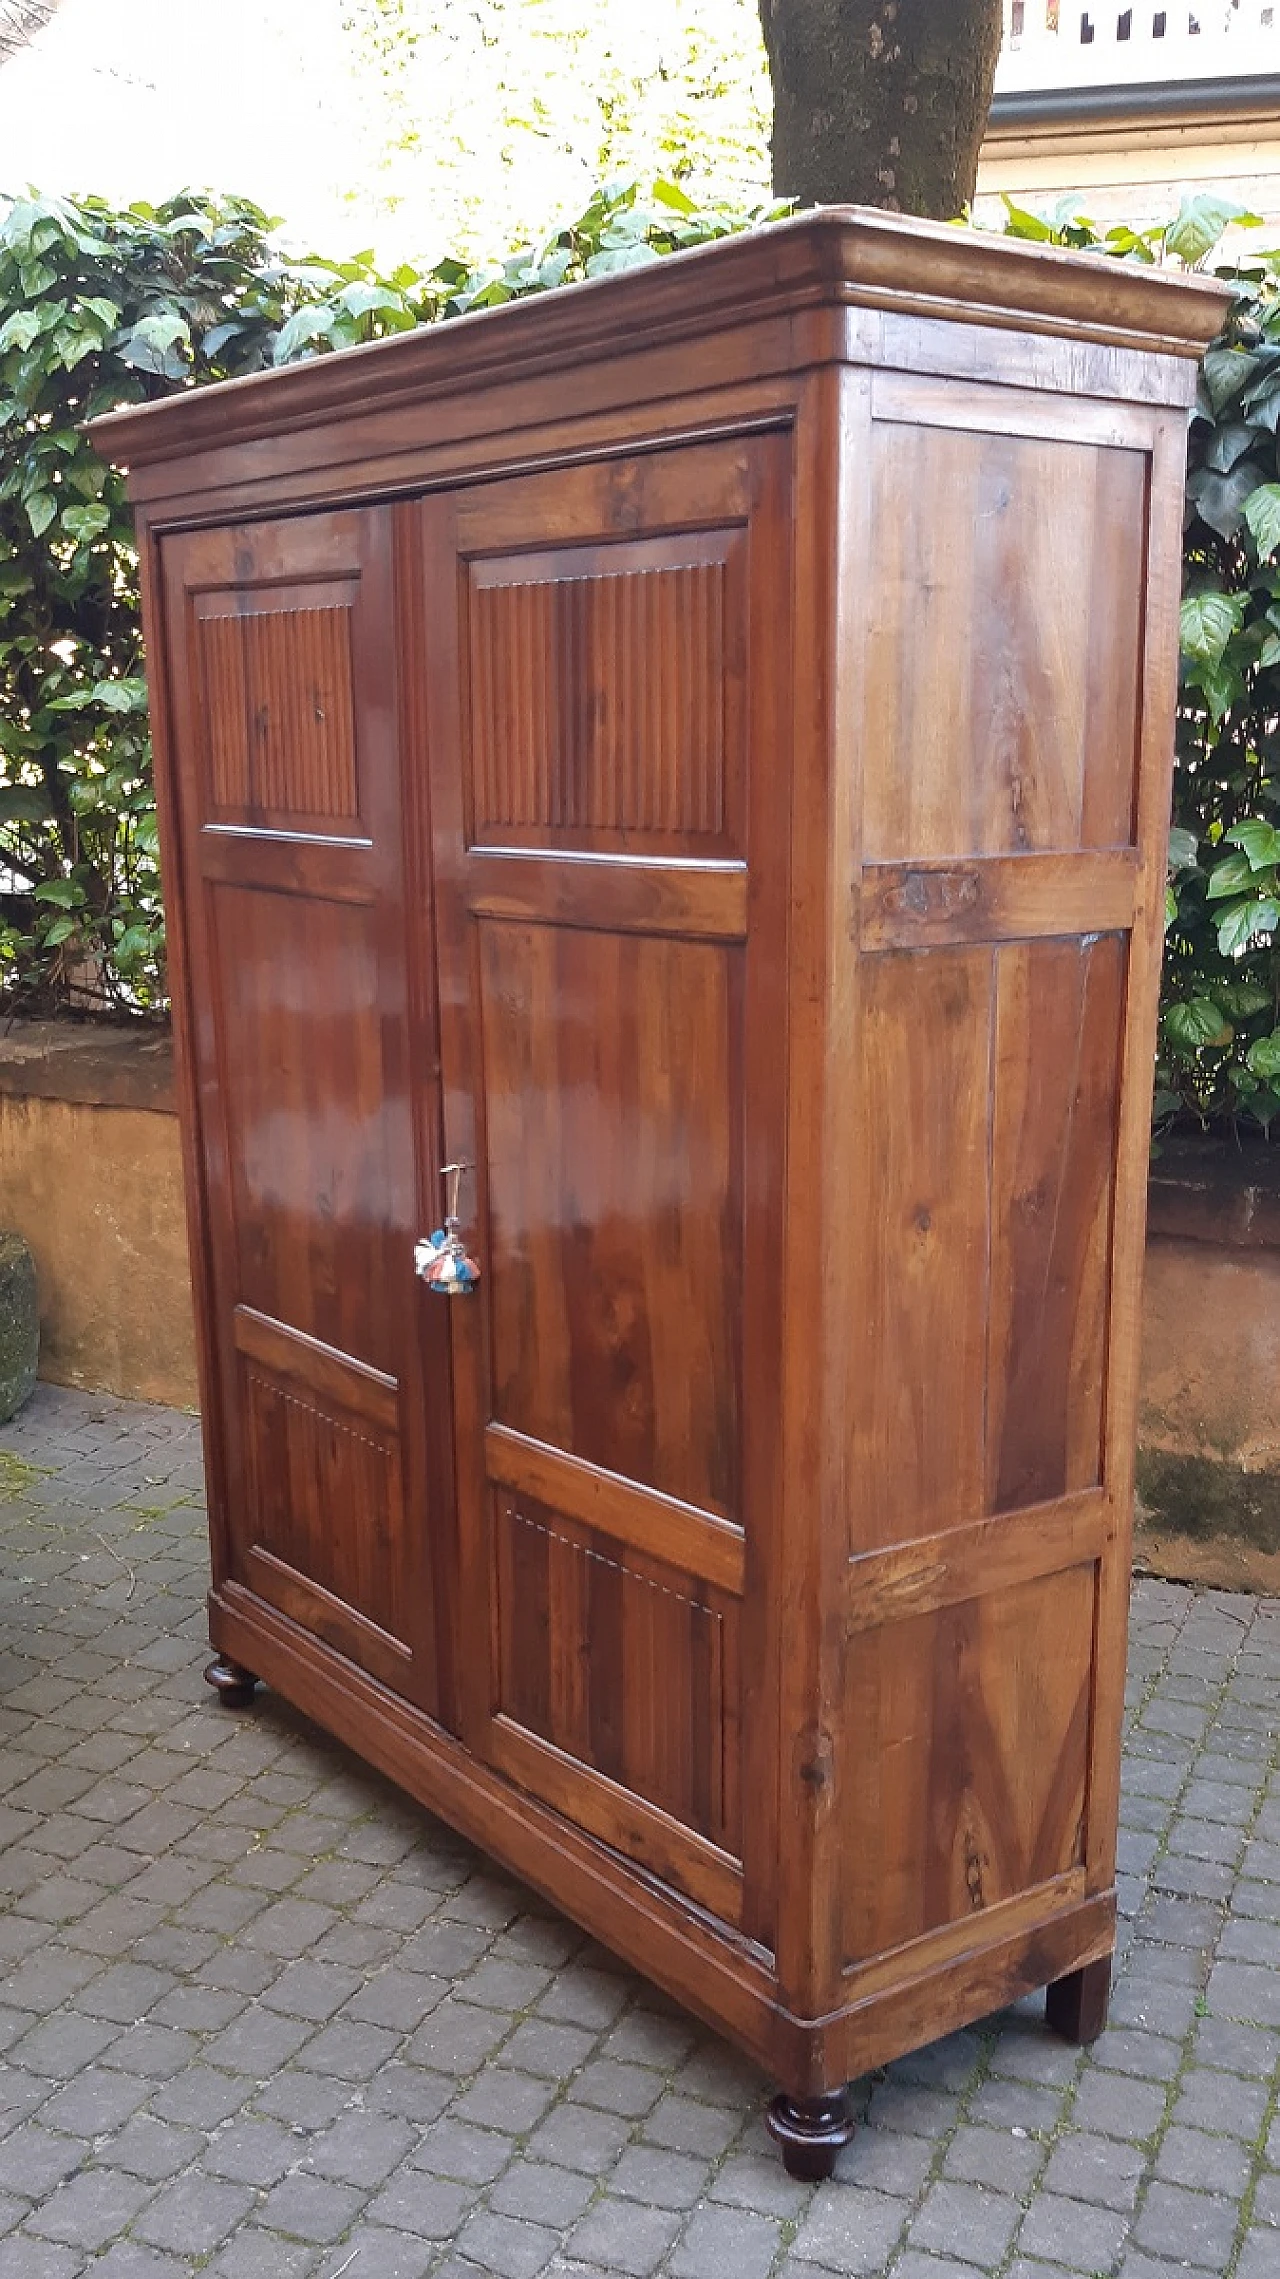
[757,0,1004,220]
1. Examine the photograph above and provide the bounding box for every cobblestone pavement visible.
[1,1387,1279,2279]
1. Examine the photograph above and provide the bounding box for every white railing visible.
[996,1,1280,91]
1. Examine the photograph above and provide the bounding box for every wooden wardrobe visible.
[91,211,1227,2174]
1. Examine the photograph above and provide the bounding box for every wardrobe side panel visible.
[841,390,1157,1971]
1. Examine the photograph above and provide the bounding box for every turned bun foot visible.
[1046,1954,1112,2045]
[204,1655,259,1710]
[765,2088,855,2180]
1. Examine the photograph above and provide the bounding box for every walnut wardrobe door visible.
[418,435,792,1944]
[160,507,446,1714]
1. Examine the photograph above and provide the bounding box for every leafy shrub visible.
[0,191,313,1014]
[4,178,1279,1141]
[0,179,768,1019]
[1004,191,1280,1137]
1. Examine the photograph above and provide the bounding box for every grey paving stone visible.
[90,2248,190,2279]
[100,2115,201,2183]
[964,2078,1066,2136]
[365,2061,453,2126]
[909,2180,1021,2267]
[710,2145,814,2217]
[792,2183,908,2271]
[0,2133,85,2202]
[565,2197,681,2277]
[362,2167,476,2238]
[0,2241,86,2279]
[1041,2130,1145,2211]
[456,2207,562,2277]
[1133,2180,1241,2268]
[205,2118,300,2188]
[609,2144,710,2211]
[252,2175,365,2245]
[602,2009,698,2069]
[451,2067,559,2136]
[1207,1959,1280,2027]
[315,2230,433,2278]
[25,2169,156,2252]
[304,2108,415,2188]
[532,1970,628,2034]
[1017,2188,1133,2268]
[404,1999,510,2078]
[205,2236,318,2279]
[943,2124,1043,2196]
[566,2059,664,2118]
[253,2070,352,2131]
[204,2008,316,2077]
[670,2202,782,2279]
[488,2160,595,2228]
[639,2093,740,2158]
[338,1966,444,2031]
[1155,2120,1254,2196]
[1239,2232,1280,2279]
[413,2117,514,2187]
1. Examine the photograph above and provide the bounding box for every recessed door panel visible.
[480,920,741,1519]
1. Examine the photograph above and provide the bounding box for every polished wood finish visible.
[93,209,1226,2152]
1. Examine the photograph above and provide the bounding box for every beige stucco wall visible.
[975,123,1280,231]
[0,1091,198,1409]
[1136,1233,1280,1594]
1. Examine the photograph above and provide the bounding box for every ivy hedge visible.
[1,180,1278,1139]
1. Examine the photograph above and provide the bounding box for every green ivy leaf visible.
[272,305,337,364]
[1216,896,1280,955]
[89,676,148,713]
[1181,589,1246,666]
[24,491,56,537]
[1164,996,1234,1051]
[1206,850,1259,899]
[1168,825,1199,872]
[118,310,192,380]
[1246,1031,1280,1079]
[1225,819,1280,868]
[61,503,111,544]
[1167,193,1260,265]
[1215,981,1274,1018]
[1244,482,1280,560]
[32,878,84,909]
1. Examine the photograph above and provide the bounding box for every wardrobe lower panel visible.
[208,1580,1117,2097]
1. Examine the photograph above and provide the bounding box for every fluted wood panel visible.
[496,1496,740,1856]
[466,535,740,852]
[197,587,359,824]
[243,1364,408,1647]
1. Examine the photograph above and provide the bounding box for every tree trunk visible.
[757,0,1004,220]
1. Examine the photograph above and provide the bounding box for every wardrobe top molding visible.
[91,207,1230,487]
